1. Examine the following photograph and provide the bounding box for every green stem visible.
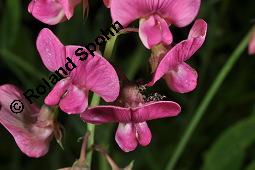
[103,34,118,59]
[86,34,119,167]
[165,28,254,170]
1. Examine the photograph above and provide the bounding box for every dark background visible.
[0,0,255,169]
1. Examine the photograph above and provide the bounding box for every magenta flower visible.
[36,28,120,114]
[81,85,181,152]
[0,84,53,157]
[147,19,207,93]
[110,0,201,49]
[249,31,255,55]
[28,0,81,25]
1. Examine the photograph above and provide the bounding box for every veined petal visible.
[159,0,201,27]
[36,28,66,72]
[70,52,120,102]
[59,85,88,114]
[81,101,181,124]
[164,63,198,93]
[249,32,255,55]
[110,0,152,26]
[44,78,71,106]
[110,0,200,27]
[134,122,152,146]
[28,0,66,25]
[115,123,138,152]
[0,84,53,158]
[139,15,173,49]
[80,105,131,124]
[132,101,181,122]
[147,19,207,87]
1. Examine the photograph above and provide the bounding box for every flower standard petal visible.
[36,28,66,72]
[110,0,152,26]
[159,0,201,27]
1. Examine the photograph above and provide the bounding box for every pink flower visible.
[28,0,81,25]
[0,84,53,157]
[110,0,201,49]
[249,31,255,55]
[81,85,181,152]
[36,28,120,114]
[147,19,207,93]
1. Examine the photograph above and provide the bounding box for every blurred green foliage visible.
[0,0,255,170]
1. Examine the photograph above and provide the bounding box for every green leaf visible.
[202,115,255,170]
[245,160,255,170]
[0,0,21,48]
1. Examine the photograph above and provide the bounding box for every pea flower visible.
[81,84,181,152]
[249,31,255,55]
[0,84,54,157]
[147,19,207,93]
[110,0,201,49]
[28,0,81,25]
[36,28,120,114]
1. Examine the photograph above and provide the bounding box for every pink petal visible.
[28,0,66,25]
[44,78,71,106]
[249,32,255,55]
[115,123,138,152]
[81,101,181,124]
[110,0,151,26]
[148,19,207,87]
[70,52,120,102]
[134,122,152,146]
[139,15,173,49]
[59,0,81,20]
[80,105,131,124]
[59,85,88,114]
[0,84,53,157]
[164,63,198,93]
[36,28,66,72]
[110,0,200,27]
[159,0,201,27]
[132,101,181,122]
[65,45,86,66]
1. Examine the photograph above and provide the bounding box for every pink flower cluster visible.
[0,0,208,157]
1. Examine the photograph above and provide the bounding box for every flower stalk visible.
[86,33,119,166]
